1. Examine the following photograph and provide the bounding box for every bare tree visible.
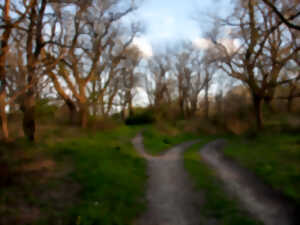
[0,0,33,141]
[147,53,171,109]
[209,0,300,129]
[119,46,142,118]
[0,0,13,141]
[173,42,214,117]
[261,0,300,30]
[45,0,138,127]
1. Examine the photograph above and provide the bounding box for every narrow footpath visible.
[200,140,299,225]
[132,133,202,225]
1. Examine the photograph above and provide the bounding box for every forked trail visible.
[132,133,201,225]
[133,134,299,225]
[200,140,299,225]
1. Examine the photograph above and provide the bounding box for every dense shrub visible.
[125,109,155,125]
[36,99,57,120]
[88,116,119,130]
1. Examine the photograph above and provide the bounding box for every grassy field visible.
[143,125,198,155]
[224,132,300,206]
[184,140,262,225]
[0,125,147,225]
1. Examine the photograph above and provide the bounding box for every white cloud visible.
[132,37,153,58]
[193,37,213,49]
[193,37,240,53]
[219,38,240,53]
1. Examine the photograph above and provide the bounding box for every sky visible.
[129,0,236,104]
[132,0,233,57]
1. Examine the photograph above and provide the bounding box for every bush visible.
[125,109,155,125]
[88,116,119,130]
[36,99,57,120]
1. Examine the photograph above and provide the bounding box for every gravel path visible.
[200,140,299,225]
[132,133,202,225]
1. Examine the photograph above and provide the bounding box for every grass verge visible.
[223,132,300,206]
[143,125,198,155]
[50,125,147,225]
[0,125,147,225]
[184,139,262,225]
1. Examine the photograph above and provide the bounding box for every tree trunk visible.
[22,93,36,142]
[190,101,197,117]
[253,96,263,130]
[0,58,8,141]
[21,63,36,141]
[287,96,294,113]
[0,92,9,141]
[128,94,133,117]
[0,0,11,141]
[185,103,191,118]
[48,71,77,124]
[79,103,88,128]
[92,102,97,117]
[179,97,185,117]
[204,84,209,119]
[121,102,127,120]
[66,99,77,124]
[264,97,274,113]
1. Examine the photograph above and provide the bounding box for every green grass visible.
[184,139,262,225]
[0,125,146,225]
[50,125,147,225]
[224,132,300,206]
[143,125,198,155]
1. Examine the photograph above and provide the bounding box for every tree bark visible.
[128,93,133,117]
[121,100,127,120]
[0,92,9,141]
[92,102,97,117]
[204,83,209,119]
[287,97,294,113]
[179,97,185,117]
[253,95,263,130]
[264,96,274,113]
[48,71,77,124]
[121,109,126,120]
[79,103,88,128]
[66,99,77,124]
[0,0,12,141]
[22,91,36,142]
[190,101,197,117]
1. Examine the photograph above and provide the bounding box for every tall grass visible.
[143,125,198,155]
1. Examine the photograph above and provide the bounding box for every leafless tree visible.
[208,0,300,129]
[173,42,214,117]
[261,0,300,30]
[44,0,139,127]
[146,53,171,109]
[118,46,142,118]
[0,0,37,141]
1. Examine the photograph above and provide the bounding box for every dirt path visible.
[200,140,299,225]
[132,133,202,225]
